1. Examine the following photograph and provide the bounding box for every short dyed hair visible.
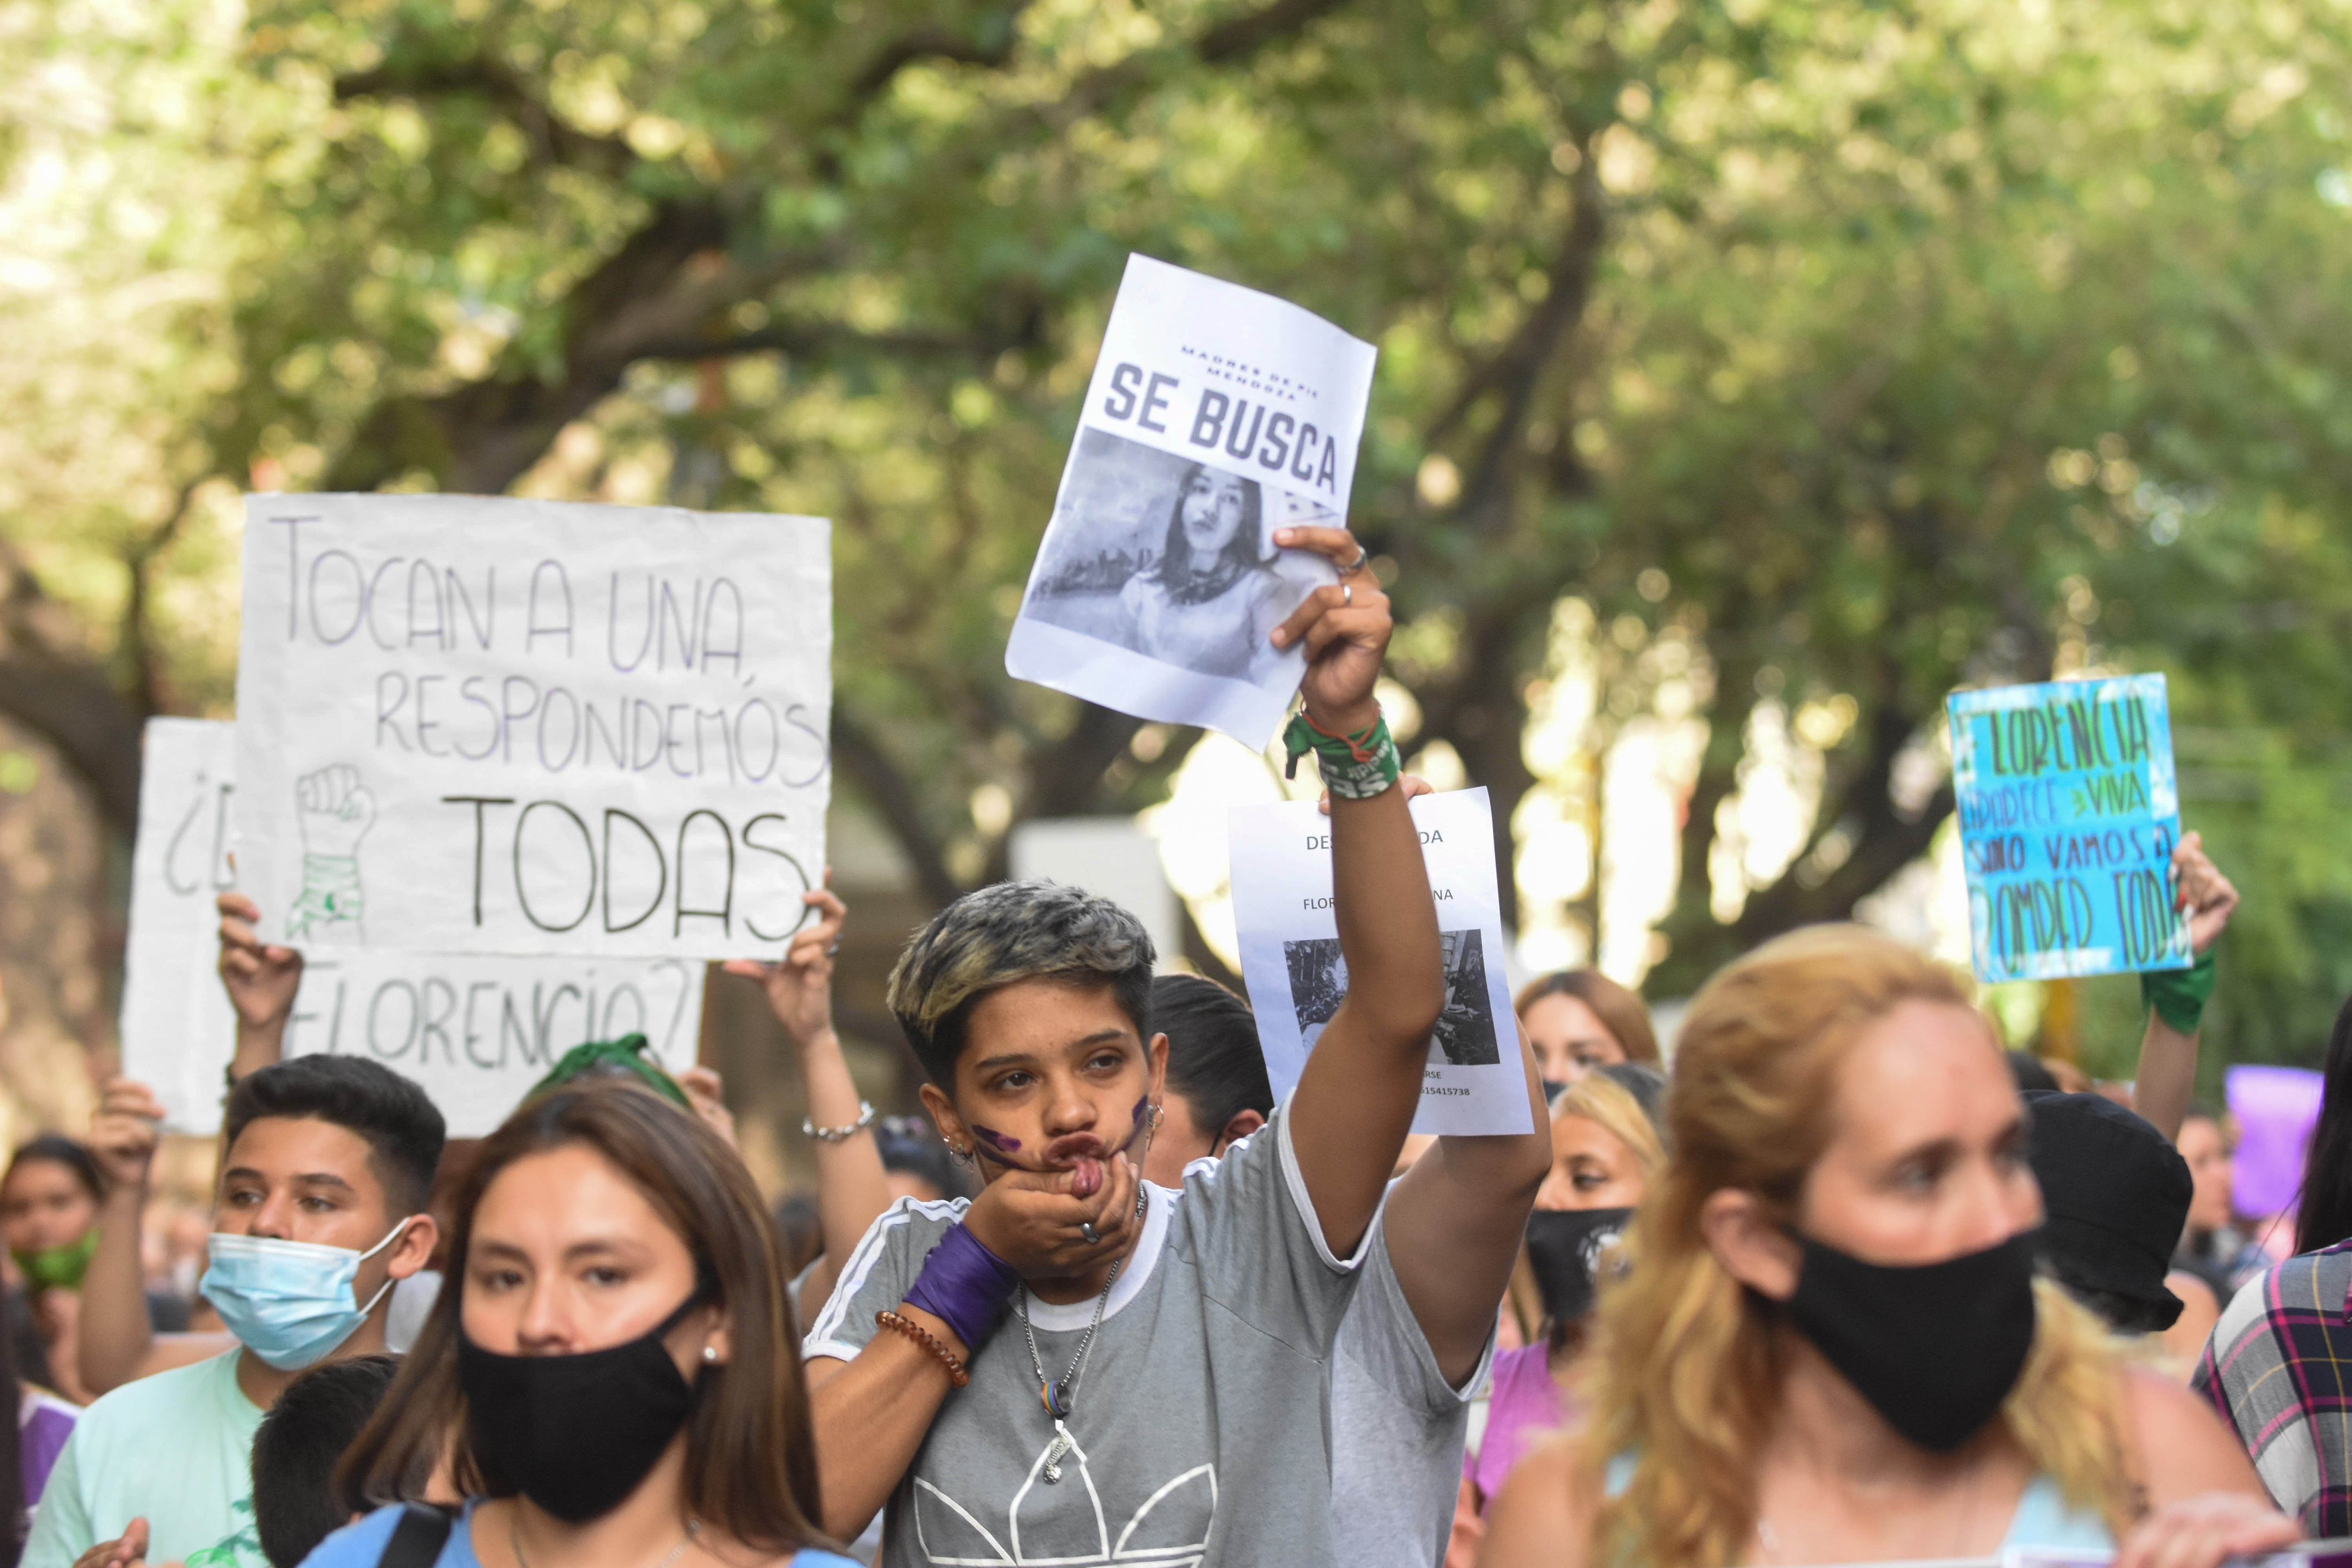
[223,1057,445,1218]
[887,880,1156,1086]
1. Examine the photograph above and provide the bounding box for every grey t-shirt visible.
[1329,1210,1493,1568]
[803,1105,1366,1567]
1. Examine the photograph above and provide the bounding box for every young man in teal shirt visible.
[25,1056,441,1568]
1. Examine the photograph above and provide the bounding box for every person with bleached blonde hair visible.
[1480,924,2296,1568]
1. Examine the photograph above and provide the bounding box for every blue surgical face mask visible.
[200,1218,416,1370]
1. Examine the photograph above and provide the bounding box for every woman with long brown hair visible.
[1481,925,2295,1568]
[310,1081,853,1568]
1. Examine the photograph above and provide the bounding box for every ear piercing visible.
[702,1345,718,1363]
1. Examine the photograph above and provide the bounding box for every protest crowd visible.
[0,258,2344,1568]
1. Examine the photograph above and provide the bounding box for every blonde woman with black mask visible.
[1480,925,2296,1568]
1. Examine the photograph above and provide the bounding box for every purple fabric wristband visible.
[903,1221,1020,1352]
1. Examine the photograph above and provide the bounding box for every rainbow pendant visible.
[1041,1378,1073,1419]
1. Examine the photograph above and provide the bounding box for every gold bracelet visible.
[877,1310,970,1387]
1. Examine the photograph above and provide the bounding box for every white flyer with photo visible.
[1007,254,1379,749]
[119,718,704,1133]
[235,493,831,961]
[1227,787,1532,1136]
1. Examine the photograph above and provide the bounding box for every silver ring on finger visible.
[1341,581,1353,607]
[1340,545,1370,574]
[1080,1220,1100,1245]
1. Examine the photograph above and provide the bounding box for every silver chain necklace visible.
[1017,1167,1152,1485]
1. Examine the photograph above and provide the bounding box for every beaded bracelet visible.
[803,1101,875,1142]
[877,1309,970,1387]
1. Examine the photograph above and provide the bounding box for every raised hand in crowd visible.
[722,882,884,1319]
[216,892,301,1082]
[73,1077,198,1399]
[2134,830,2242,1140]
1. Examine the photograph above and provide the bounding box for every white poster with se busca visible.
[1226,787,1532,1137]
[121,719,704,1134]
[1007,254,1378,749]
[234,493,831,961]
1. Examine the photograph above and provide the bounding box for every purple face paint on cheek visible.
[969,1125,1024,1164]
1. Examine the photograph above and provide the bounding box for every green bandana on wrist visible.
[1282,710,1402,801]
[530,1033,693,1110]
[2140,947,2217,1035]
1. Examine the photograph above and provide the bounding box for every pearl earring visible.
[702,1345,718,1363]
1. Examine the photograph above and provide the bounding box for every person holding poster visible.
[1137,950,1556,1568]
[803,525,1445,1566]
[1478,925,2295,1568]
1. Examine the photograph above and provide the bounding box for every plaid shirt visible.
[2194,1239,2352,1532]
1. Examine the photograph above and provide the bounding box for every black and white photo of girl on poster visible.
[1022,429,1323,686]
[1005,253,1378,748]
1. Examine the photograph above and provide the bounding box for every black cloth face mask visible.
[460,1286,710,1523]
[1524,1207,1635,1324]
[1782,1229,2038,1453]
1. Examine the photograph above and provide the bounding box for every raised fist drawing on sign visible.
[288,763,374,942]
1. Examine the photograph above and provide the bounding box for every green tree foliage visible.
[8,0,2352,1056]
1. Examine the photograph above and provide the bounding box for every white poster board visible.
[1227,788,1532,1136]
[1007,254,1378,749]
[235,494,831,960]
[120,718,242,1128]
[123,719,707,1135]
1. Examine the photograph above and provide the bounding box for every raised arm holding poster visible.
[1947,673,2191,984]
[1006,254,1380,748]
[120,719,704,1133]
[1226,787,1532,1136]
[234,494,831,961]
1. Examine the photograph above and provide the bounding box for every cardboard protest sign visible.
[119,719,704,1134]
[1226,788,1533,1136]
[1007,254,1379,749]
[1947,674,2190,984]
[235,494,830,960]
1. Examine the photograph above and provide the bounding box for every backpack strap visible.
[377,1504,455,1568]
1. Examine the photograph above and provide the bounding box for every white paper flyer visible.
[1227,788,1532,1136]
[1007,254,1379,749]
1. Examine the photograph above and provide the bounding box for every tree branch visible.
[830,705,966,912]
[847,19,1026,104]
[1428,149,1607,509]
[629,321,1010,364]
[0,545,145,836]
[334,55,636,175]
[119,477,205,718]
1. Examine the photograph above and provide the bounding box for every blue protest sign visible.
[1946,674,2190,984]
